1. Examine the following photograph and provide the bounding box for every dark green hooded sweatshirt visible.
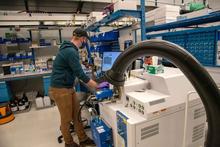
[50,41,90,88]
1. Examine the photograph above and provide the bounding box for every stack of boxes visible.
[113,0,137,12]
[146,5,180,26]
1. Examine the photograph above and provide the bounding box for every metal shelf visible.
[29,45,60,49]
[14,101,32,115]
[0,56,34,62]
[86,10,142,32]
[145,11,220,33]
[28,27,62,31]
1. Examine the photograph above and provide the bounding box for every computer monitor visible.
[102,51,121,72]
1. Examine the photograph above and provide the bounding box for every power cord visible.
[78,95,96,123]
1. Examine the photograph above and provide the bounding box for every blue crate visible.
[0,82,11,102]
[90,117,113,147]
[96,45,112,54]
[95,88,113,101]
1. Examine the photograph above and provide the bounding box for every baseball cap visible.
[73,28,90,40]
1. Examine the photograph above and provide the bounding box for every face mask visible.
[80,40,86,49]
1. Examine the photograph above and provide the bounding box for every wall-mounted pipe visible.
[104,40,220,147]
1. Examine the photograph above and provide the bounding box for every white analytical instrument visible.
[99,67,206,147]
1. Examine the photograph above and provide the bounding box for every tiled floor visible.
[0,106,93,147]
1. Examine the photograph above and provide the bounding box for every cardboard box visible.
[155,17,177,25]
[145,5,179,23]
[155,5,180,19]
[114,0,137,12]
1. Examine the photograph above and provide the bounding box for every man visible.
[49,28,98,147]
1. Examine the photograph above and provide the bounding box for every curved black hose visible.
[104,39,220,147]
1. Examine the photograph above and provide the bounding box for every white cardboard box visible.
[89,12,103,21]
[155,5,180,19]
[114,0,137,12]
[145,5,179,22]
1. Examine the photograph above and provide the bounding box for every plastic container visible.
[43,96,51,107]
[18,100,26,110]
[35,97,44,108]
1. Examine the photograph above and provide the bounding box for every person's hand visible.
[87,79,98,89]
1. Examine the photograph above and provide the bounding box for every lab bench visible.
[0,71,52,103]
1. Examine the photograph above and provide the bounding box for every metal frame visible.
[145,11,220,33]
[140,0,146,40]
[86,9,142,32]
[146,25,220,38]
[145,25,220,67]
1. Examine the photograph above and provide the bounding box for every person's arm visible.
[87,79,98,89]
[67,49,98,89]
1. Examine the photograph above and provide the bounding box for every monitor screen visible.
[102,51,121,72]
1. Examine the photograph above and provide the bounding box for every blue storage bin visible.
[163,31,216,66]
[0,82,11,102]
[90,117,113,147]
[43,76,51,96]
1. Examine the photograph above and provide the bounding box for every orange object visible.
[0,103,15,125]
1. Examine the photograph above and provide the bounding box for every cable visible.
[78,95,96,123]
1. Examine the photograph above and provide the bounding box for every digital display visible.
[102,51,121,71]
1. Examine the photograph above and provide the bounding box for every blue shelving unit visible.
[0,37,31,44]
[0,37,33,62]
[90,30,120,54]
[145,11,220,33]
[90,31,119,42]
[85,0,220,67]
[144,10,220,67]
[86,1,147,53]
[0,56,34,61]
[86,10,142,32]
[161,31,216,66]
